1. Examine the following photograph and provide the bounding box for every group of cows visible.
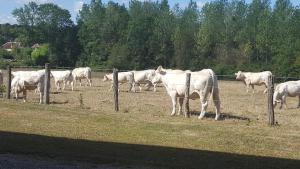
[0,67,92,104]
[1,66,299,120]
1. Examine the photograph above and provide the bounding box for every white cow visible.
[273,80,300,109]
[51,70,73,91]
[103,72,135,92]
[152,66,221,120]
[235,71,272,93]
[150,68,191,92]
[132,69,156,92]
[72,67,92,87]
[11,70,45,103]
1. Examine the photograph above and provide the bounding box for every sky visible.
[0,0,299,24]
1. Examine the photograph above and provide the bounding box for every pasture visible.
[0,71,299,168]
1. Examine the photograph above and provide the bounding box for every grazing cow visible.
[103,72,135,92]
[152,66,221,120]
[11,70,45,103]
[72,67,92,87]
[132,69,156,92]
[51,70,73,91]
[273,80,300,109]
[235,71,272,93]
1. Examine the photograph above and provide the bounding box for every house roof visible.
[31,43,40,49]
[2,42,21,49]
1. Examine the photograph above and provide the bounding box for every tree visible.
[12,2,80,66]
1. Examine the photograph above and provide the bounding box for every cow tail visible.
[88,68,92,80]
[208,69,221,107]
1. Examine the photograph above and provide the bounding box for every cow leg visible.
[198,100,208,119]
[137,83,142,92]
[62,81,66,91]
[145,82,152,91]
[213,98,221,121]
[88,78,92,87]
[198,92,209,119]
[71,81,74,91]
[23,90,26,103]
[40,90,44,104]
[178,97,184,115]
[15,91,18,101]
[263,83,268,94]
[55,81,60,91]
[170,92,177,116]
[79,79,82,86]
[130,83,136,92]
[251,85,255,93]
[282,95,288,109]
[153,83,157,92]
[246,83,250,93]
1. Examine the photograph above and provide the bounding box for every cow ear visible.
[156,66,163,72]
[234,73,237,76]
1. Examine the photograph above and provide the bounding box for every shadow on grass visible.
[0,131,299,169]
[50,100,69,104]
[190,111,250,121]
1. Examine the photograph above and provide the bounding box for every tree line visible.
[0,0,299,77]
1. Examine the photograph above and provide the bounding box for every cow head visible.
[103,74,109,81]
[235,71,245,80]
[152,66,166,84]
[273,91,281,108]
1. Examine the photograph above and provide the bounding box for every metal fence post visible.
[43,63,50,104]
[185,73,191,118]
[113,68,119,112]
[6,65,11,99]
[268,75,275,126]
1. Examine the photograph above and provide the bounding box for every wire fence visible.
[0,66,299,125]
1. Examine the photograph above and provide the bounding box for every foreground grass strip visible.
[0,100,299,169]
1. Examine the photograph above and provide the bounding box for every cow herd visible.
[0,67,92,103]
[0,66,299,119]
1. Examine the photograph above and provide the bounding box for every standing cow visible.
[51,70,73,91]
[103,71,135,92]
[152,66,221,120]
[150,68,191,92]
[72,67,92,88]
[235,71,272,93]
[273,80,300,109]
[11,70,45,103]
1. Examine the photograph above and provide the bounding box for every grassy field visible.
[0,72,299,168]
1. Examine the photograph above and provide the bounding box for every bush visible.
[31,44,49,65]
[0,49,14,60]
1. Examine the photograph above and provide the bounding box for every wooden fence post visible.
[43,63,50,104]
[6,65,11,99]
[268,75,275,126]
[113,68,119,112]
[185,73,191,118]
